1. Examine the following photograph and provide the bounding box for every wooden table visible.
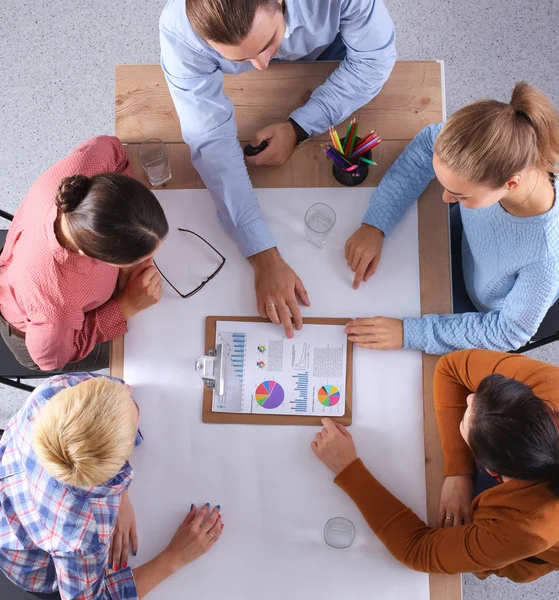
[112,60,459,600]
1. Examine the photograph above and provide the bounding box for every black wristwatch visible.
[288,117,310,147]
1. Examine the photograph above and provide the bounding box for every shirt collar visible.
[283,0,304,38]
[74,460,134,498]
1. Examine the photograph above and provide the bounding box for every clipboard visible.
[200,316,353,426]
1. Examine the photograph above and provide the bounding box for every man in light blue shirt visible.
[160,0,396,336]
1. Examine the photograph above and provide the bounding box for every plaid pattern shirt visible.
[0,373,142,599]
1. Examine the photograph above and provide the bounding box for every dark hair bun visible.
[56,175,92,213]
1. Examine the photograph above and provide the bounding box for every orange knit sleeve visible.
[334,459,553,577]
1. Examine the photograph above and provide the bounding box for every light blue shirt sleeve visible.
[159,27,276,258]
[404,258,559,354]
[290,0,397,136]
[160,0,396,257]
[362,123,443,235]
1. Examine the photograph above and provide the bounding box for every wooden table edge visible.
[418,181,462,599]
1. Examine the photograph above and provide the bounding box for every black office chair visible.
[512,299,559,354]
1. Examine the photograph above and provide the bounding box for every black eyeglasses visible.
[154,229,226,298]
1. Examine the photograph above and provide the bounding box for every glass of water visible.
[138,138,172,186]
[304,203,337,248]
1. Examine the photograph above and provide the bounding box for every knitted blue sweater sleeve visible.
[362,123,443,235]
[403,258,559,354]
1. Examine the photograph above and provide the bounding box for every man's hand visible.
[109,490,138,571]
[437,475,474,528]
[245,123,297,167]
[345,224,385,289]
[311,418,358,476]
[345,317,404,350]
[248,248,310,339]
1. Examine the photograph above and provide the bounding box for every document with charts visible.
[212,320,347,416]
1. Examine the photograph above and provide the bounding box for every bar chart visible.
[291,371,309,412]
[231,332,246,383]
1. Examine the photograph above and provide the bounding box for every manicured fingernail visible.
[108,564,112,570]
[133,551,137,557]
[216,505,221,510]
[115,564,120,571]
[122,563,127,569]
[190,503,194,510]
[218,514,221,519]
[205,502,210,507]
[221,523,224,529]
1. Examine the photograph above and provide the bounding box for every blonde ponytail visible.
[510,82,559,174]
[434,82,559,187]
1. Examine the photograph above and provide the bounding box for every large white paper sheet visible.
[124,187,429,600]
[213,320,348,416]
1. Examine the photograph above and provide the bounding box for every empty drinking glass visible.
[304,203,337,248]
[138,138,172,186]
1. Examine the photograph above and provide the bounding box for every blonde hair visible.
[32,377,137,489]
[434,82,559,187]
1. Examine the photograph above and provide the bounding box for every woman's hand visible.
[345,224,385,289]
[110,490,138,571]
[164,504,223,571]
[345,317,404,350]
[117,258,162,319]
[132,504,224,598]
[437,475,474,528]
[311,418,358,475]
[118,266,135,292]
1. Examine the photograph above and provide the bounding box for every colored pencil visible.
[342,120,354,153]
[325,147,357,171]
[351,143,381,160]
[328,146,353,165]
[333,129,343,153]
[347,119,359,156]
[326,147,358,171]
[328,127,338,150]
[325,148,347,166]
[353,131,378,152]
[353,135,379,152]
[359,157,377,166]
[329,155,358,172]
[350,137,383,159]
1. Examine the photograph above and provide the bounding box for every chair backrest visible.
[0,228,45,379]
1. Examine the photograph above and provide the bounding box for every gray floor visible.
[0,0,558,598]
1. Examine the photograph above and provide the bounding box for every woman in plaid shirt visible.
[0,373,223,599]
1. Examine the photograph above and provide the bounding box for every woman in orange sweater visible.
[312,349,559,582]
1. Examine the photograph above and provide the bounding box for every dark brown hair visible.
[434,82,559,187]
[186,0,282,44]
[469,374,559,496]
[55,173,168,265]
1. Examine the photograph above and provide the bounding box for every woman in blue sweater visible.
[344,82,559,354]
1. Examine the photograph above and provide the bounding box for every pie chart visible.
[255,381,285,409]
[318,385,341,407]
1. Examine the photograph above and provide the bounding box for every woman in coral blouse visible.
[313,349,559,583]
[0,136,168,372]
